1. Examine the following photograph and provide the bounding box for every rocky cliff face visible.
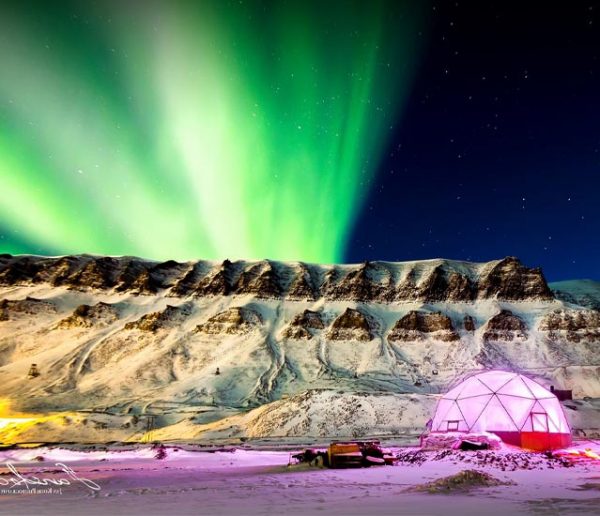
[539,309,600,343]
[388,311,459,342]
[0,296,56,321]
[482,310,529,342]
[477,257,553,300]
[281,309,325,340]
[57,302,120,329]
[327,308,375,341]
[195,307,263,335]
[124,303,193,332]
[0,254,598,419]
[0,254,554,302]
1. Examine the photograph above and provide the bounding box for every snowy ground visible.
[0,442,598,515]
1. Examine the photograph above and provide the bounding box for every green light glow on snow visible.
[0,1,422,263]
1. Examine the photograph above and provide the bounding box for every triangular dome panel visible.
[497,377,536,399]
[456,394,490,430]
[521,376,555,399]
[455,378,493,399]
[477,372,514,393]
[471,394,516,432]
[497,395,535,430]
[432,399,455,430]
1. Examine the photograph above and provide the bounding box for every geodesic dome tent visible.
[431,370,571,451]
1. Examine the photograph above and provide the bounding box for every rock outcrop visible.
[115,259,188,295]
[65,256,121,290]
[195,259,237,296]
[483,310,528,342]
[417,266,475,302]
[114,260,154,294]
[169,261,212,297]
[0,254,555,303]
[388,311,459,342]
[57,302,119,329]
[0,297,56,321]
[0,256,46,285]
[286,264,318,300]
[392,268,420,301]
[281,310,325,340]
[234,261,282,298]
[195,307,263,335]
[477,257,553,300]
[539,309,600,343]
[327,308,375,341]
[324,262,391,302]
[124,304,192,332]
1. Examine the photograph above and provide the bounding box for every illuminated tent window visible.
[447,420,460,432]
[430,370,572,451]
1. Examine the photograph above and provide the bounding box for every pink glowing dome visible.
[431,370,572,450]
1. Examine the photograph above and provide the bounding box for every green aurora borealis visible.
[0,0,423,263]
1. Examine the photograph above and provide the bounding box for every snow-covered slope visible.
[0,254,598,442]
[550,279,600,310]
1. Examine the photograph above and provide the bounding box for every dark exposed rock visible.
[286,264,318,300]
[0,256,45,285]
[169,261,211,297]
[149,260,189,291]
[391,268,420,301]
[122,268,156,295]
[57,302,119,329]
[281,310,325,340]
[195,259,236,296]
[538,309,600,343]
[388,311,459,342]
[116,259,186,295]
[0,255,558,303]
[477,257,553,300]
[115,260,152,293]
[0,296,56,321]
[482,310,528,341]
[45,256,87,286]
[124,303,192,332]
[327,308,375,341]
[195,306,263,335]
[319,267,342,298]
[418,266,475,302]
[322,261,391,302]
[463,315,476,332]
[234,261,282,298]
[66,257,121,290]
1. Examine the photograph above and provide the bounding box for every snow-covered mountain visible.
[550,279,600,311]
[0,254,598,442]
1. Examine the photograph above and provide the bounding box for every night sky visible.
[348,1,600,281]
[0,1,598,281]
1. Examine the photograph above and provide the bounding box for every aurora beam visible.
[0,0,423,263]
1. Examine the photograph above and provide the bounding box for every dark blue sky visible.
[347,1,600,282]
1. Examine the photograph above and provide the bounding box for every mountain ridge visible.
[0,254,598,442]
[0,254,554,302]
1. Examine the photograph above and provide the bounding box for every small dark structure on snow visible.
[550,385,573,401]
